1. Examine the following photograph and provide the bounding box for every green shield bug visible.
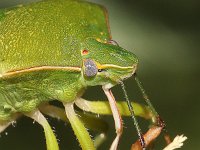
[0,0,187,150]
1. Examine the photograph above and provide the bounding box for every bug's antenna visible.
[134,73,169,131]
[120,82,146,149]
[134,73,158,117]
[134,73,172,145]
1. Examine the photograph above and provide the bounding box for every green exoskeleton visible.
[0,0,181,150]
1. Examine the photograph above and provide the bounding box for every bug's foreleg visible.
[63,102,95,150]
[25,109,59,150]
[102,87,123,150]
[40,104,108,148]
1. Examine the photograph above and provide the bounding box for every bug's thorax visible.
[0,0,138,128]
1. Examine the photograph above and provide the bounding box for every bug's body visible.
[0,1,168,150]
[0,0,107,120]
[0,0,137,120]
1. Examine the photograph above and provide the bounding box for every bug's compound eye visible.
[82,49,89,55]
[108,40,119,46]
[84,59,98,77]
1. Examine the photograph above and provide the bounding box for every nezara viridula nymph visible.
[0,0,170,150]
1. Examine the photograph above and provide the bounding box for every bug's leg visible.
[63,102,95,150]
[75,98,176,149]
[75,99,157,149]
[75,99,166,149]
[78,112,108,148]
[25,109,59,150]
[101,87,123,150]
[40,104,108,148]
[75,98,152,120]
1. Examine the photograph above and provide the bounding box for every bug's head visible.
[81,38,138,88]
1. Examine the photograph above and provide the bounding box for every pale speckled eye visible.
[108,40,119,46]
[84,59,98,77]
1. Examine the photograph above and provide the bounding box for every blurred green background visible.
[0,0,199,149]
